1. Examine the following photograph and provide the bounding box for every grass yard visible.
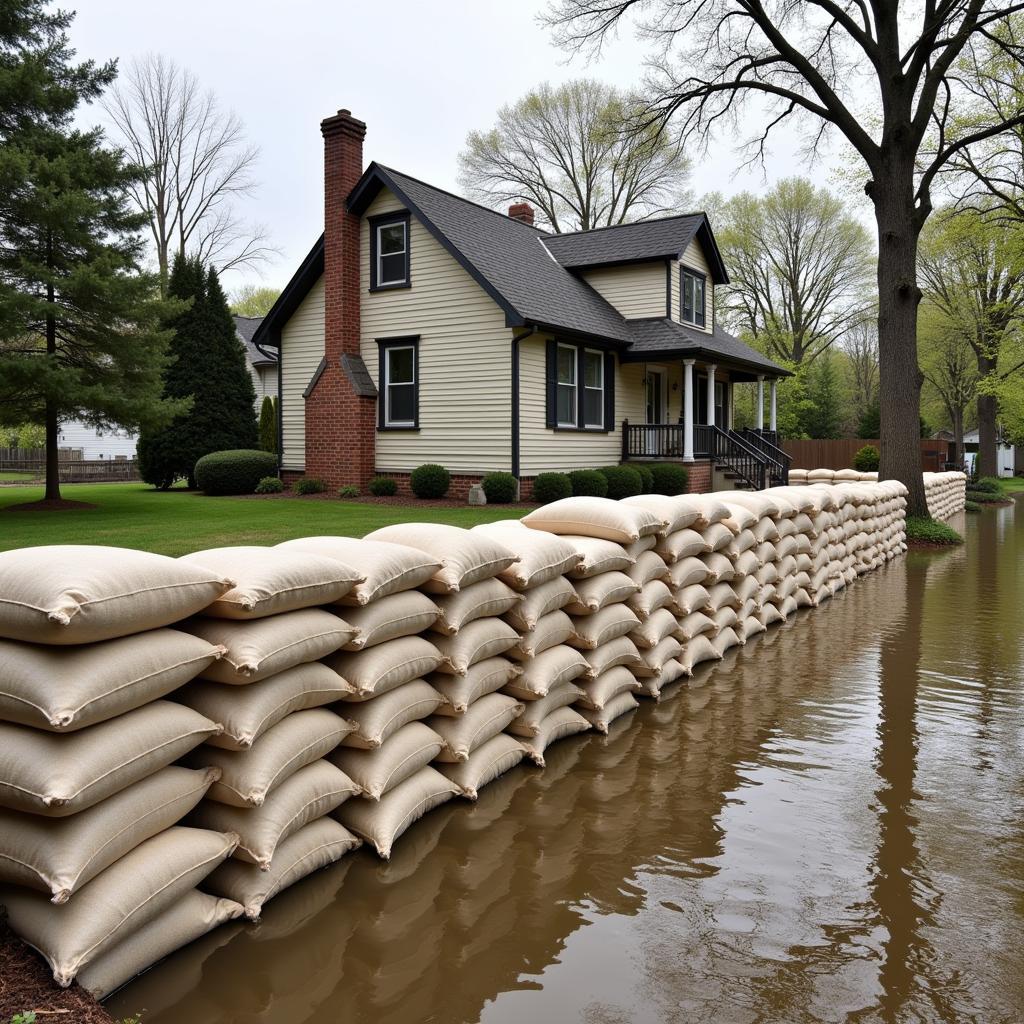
[0,470,38,481]
[0,483,524,556]
[977,475,1024,499]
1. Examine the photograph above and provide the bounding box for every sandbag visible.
[430,578,521,636]
[505,681,583,737]
[0,546,232,645]
[677,611,716,641]
[635,636,682,676]
[719,502,758,531]
[76,889,243,999]
[188,759,359,868]
[683,495,731,526]
[667,556,708,589]
[633,658,687,698]
[335,766,459,858]
[626,579,673,619]
[706,582,742,612]
[507,609,574,660]
[470,521,582,588]
[521,496,663,543]
[710,606,739,634]
[699,552,734,583]
[581,635,643,678]
[701,522,734,552]
[0,629,222,732]
[656,528,710,563]
[0,702,218,817]
[565,571,639,614]
[0,766,216,902]
[340,590,439,649]
[428,657,521,715]
[176,662,351,751]
[428,693,523,762]
[567,604,640,650]
[502,575,577,632]
[674,584,711,616]
[0,826,237,986]
[184,708,352,808]
[575,665,639,711]
[678,635,720,675]
[620,494,704,534]
[325,635,442,701]
[627,549,672,588]
[340,679,444,749]
[579,691,638,734]
[436,733,525,800]
[276,536,441,605]
[202,817,361,919]
[181,609,356,684]
[517,706,591,767]
[331,722,444,800]
[629,607,678,649]
[502,644,589,700]
[711,626,741,657]
[560,536,634,578]
[433,618,520,675]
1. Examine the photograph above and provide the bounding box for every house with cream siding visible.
[255,108,790,497]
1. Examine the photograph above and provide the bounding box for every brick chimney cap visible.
[321,108,367,138]
[508,202,535,225]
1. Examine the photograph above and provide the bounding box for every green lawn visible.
[977,475,1024,498]
[0,483,525,556]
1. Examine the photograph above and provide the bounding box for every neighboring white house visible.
[962,427,1018,477]
[235,314,278,408]
[57,420,137,460]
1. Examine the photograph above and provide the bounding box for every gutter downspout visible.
[511,327,536,492]
[274,330,283,476]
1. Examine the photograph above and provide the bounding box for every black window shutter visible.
[604,352,615,431]
[545,339,557,428]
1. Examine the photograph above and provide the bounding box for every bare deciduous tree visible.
[919,306,979,466]
[543,0,1024,516]
[104,54,275,293]
[840,320,880,432]
[459,79,691,232]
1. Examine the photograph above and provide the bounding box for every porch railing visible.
[739,428,790,485]
[709,426,767,490]
[621,421,691,460]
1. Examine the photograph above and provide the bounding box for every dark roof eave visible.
[619,344,791,377]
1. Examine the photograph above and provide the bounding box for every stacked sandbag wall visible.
[788,469,966,520]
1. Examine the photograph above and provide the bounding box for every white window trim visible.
[384,344,416,427]
[582,348,605,429]
[376,221,408,286]
[556,342,578,428]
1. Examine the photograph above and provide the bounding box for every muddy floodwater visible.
[108,499,1024,1024]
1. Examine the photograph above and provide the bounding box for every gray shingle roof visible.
[234,315,277,366]
[543,214,705,269]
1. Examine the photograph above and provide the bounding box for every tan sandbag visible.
[633,658,687,698]
[620,494,704,534]
[627,549,672,588]
[725,491,783,518]
[579,691,638,734]
[181,609,356,684]
[738,615,767,643]
[517,706,591,767]
[560,536,634,578]
[188,759,358,868]
[76,888,243,999]
[568,604,640,650]
[502,644,589,700]
[656,528,710,563]
[711,626,741,657]
[363,523,518,593]
[0,826,237,986]
[470,521,582,589]
[723,530,757,562]
[720,502,758,531]
[507,609,574,660]
[430,577,520,636]
[626,579,673,619]
[433,618,520,675]
[506,681,583,737]
[699,551,734,583]
[706,582,742,612]
[325,635,442,701]
[203,817,360,919]
[179,547,361,619]
[684,495,732,526]
[635,636,682,676]
[701,522,734,552]
[581,635,643,678]
[331,722,443,800]
[711,606,739,634]
[428,657,521,715]
[629,607,678,649]
[339,590,438,650]
[732,575,760,607]
[678,634,720,675]
[575,665,639,711]
[565,571,639,614]
[668,555,708,589]
[0,702,218,817]
[0,629,222,732]
[276,536,441,606]
[340,679,444,749]
[751,518,780,543]
[0,766,216,902]
[436,733,525,800]
[677,610,716,641]
[673,584,711,616]
[335,765,459,858]
[177,662,351,751]
[0,546,233,645]
[521,496,664,543]
[502,575,577,632]
[184,709,352,808]
[428,692,523,762]
[758,603,785,627]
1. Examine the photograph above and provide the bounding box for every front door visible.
[715,381,726,428]
[645,370,665,456]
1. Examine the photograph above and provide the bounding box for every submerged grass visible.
[906,515,964,546]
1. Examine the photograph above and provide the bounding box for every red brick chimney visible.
[508,202,535,226]
[304,108,375,489]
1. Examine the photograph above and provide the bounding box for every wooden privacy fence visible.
[0,447,83,464]
[783,439,949,472]
[0,458,140,482]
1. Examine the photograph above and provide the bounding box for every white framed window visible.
[372,216,409,289]
[681,268,706,328]
[582,348,605,428]
[380,340,417,428]
[556,343,577,427]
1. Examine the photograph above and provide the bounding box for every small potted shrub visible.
[369,475,398,496]
[410,463,450,499]
[532,472,572,504]
[568,469,608,497]
[481,471,518,504]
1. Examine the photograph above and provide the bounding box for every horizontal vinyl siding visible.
[580,262,666,319]
[280,276,325,471]
[361,190,512,474]
[248,363,278,407]
[671,238,713,332]
[57,421,136,460]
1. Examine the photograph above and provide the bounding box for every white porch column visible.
[769,379,778,433]
[683,359,695,462]
[756,375,765,431]
[706,364,717,429]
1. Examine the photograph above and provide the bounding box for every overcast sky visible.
[70,0,853,293]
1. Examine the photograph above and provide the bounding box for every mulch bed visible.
[3,499,98,512]
[0,922,113,1023]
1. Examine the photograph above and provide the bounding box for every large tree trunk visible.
[873,178,928,517]
[976,378,998,479]
[953,406,964,468]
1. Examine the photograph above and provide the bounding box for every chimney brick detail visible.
[508,202,535,226]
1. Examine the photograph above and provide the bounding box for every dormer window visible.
[370,212,411,291]
[681,268,706,328]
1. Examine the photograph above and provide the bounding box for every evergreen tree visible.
[138,256,258,488]
[258,395,277,453]
[857,400,881,439]
[0,2,183,501]
[802,357,843,439]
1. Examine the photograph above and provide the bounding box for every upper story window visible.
[681,267,706,328]
[370,213,411,291]
[378,337,418,429]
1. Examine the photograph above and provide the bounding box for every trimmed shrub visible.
[482,472,518,504]
[972,478,1000,493]
[966,489,1005,504]
[533,472,572,504]
[338,485,360,498]
[852,444,880,471]
[194,449,278,496]
[258,395,277,453]
[647,462,689,495]
[369,476,398,497]
[905,515,963,546]
[410,463,450,499]
[964,500,981,512]
[255,476,284,494]
[568,469,608,497]
[293,477,326,495]
[634,464,655,493]
[597,465,644,500]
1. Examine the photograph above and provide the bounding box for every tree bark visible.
[976,361,998,478]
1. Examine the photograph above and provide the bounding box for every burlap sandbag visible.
[502,644,589,700]
[629,607,678,649]
[668,555,708,590]
[706,582,742,612]
[339,590,439,650]
[560,536,634,579]
[502,575,576,632]
[751,518,781,543]
[656,528,711,563]
[565,571,639,615]
[176,662,351,750]
[325,635,442,701]
[724,530,757,561]
[0,628,222,732]
[429,577,520,636]
[0,826,237,986]
[429,692,523,762]
[517,706,591,767]
[179,546,362,619]
[188,759,359,868]
[758,603,786,627]
[433,618,520,675]
[507,609,574,660]
[635,636,683,676]
[720,502,758,531]
[76,888,243,999]
[673,584,711,616]
[202,817,361,919]
[568,604,640,650]
[678,634,720,675]
[506,681,582,738]
[627,549,671,588]
[335,765,459,858]
[0,702,218,817]
[701,522,734,552]
[521,496,663,544]
[436,733,525,800]
[738,615,767,643]
[581,635,643,678]
[331,721,443,800]
[0,546,233,645]
[181,609,356,684]
[677,611,716,641]
[633,657,687,698]
[732,575,760,607]
[699,552,734,584]
[0,765,216,902]
[579,691,638,734]
[711,626,741,657]
[620,494,704,535]
[575,665,640,711]
[184,708,352,808]
[710,606,739,634]
[470,521,582,589]
[429,657,521,715]
[339,679,444,749]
